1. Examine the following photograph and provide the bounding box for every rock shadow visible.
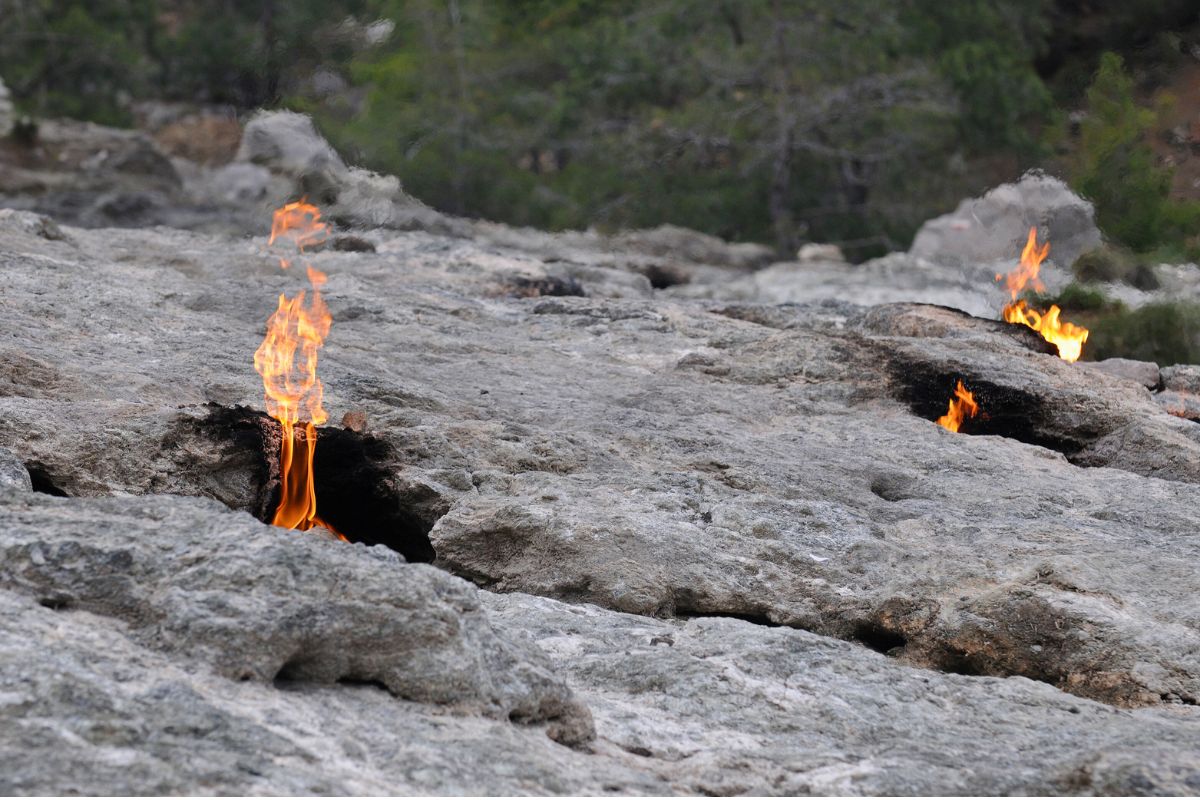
[176,405,438,562]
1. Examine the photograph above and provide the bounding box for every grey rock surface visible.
[2,117,1200,793]
[3,490,1199,795]
[1084,357,1161,389]
[0,447,30,490]
[236,110,347,178]
[670,250,1043,317]
[484,592,1200,795]
[909,171,1102,270]
[0,491,591,745]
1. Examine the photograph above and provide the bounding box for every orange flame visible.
[255,203,343,539]
[995,228,1088,362]
[269,200,329,253]
[1001,300,1088,363]
[937,380,979,433]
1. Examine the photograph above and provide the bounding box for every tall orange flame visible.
[995,228,1088,362]
[937,380,979,433]
[254,202,343,538]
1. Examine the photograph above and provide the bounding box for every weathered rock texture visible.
[909,171,1103,269]
[1,119,1199,793]
[1,203,1199,793]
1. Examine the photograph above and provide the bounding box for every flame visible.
[1000,300,1088,363]
[995,228,1088,362]
[254,203,344,539]
[937,380,979,433]
[269,200,329,252]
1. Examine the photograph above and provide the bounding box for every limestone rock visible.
[484,592,1200,795]
[236,110,346,178]
[1,220,1198,715]
[1161,363,1200,394]
[0,586,648,795]
[797,242,845,262]
[611,224,774,270]
[909,171,1102,269]
[2,137,1200,793]
[0,447,30,490]
[0,491,592,745]
[1084,357,1161,389]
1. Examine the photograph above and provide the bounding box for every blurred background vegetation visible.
[2,0,1200,265]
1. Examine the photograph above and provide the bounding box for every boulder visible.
[611,224,774,270]
[236,110,346,180]
[1084,357,1161,389]
[909,172,1103,269]
[797,242,845,262]
[234,109,464,234]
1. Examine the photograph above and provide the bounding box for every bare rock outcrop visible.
[909,171,1103,269]
[2,141,1200,791]
[0,491,592,745]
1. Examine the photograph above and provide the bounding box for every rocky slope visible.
[1,116,1199,794]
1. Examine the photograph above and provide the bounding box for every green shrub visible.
[1087,302,1200,364]
[1072,246,1160,289]
[1072,53,1200,253]
[1049,282,1119,312]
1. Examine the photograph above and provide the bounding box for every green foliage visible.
[0,0,158,125]
[904,0,1053,152]
[5,0,1197,269]
[1072,246,1160,289]
[1087,302,1200,365]
[1072,52,1200,252]
[1032,282,1119,313]
[311,0,1058,255]
[0,0,373,117]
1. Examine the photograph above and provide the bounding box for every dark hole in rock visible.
[621,745,654,758]
[273,658,308,688]
[38,595,72,611]
[184,405,438,562]
[330,234,375,253]
[337,676,391,693]
[506,275,586,298]
[869,473,922,502]
[935,650,985,678]
[674,604,780,628]
[25,463,69,496]
[853,621,907,655]
[311,426,438,562]
[888,363,1096,455]
[638,263,690,290]
[688,610,779,627]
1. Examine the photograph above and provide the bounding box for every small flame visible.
[937,380,979,433]
[254,203,343,539]
[269,200,329,253]
[995,228,1088,362]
